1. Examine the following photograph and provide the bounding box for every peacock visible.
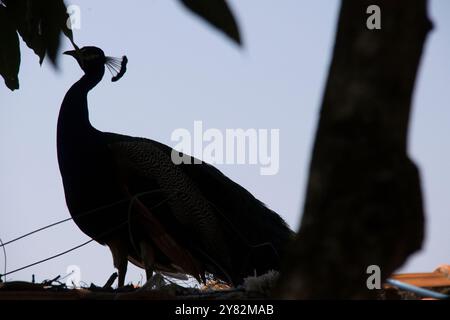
[57,45,294,287]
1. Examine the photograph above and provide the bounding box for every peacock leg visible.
[139,241,155,281]
[107,239,129,287]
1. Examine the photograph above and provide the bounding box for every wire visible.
[1,239,94,277]
[0,238,6,282]
[386,278,450,300]
[0,189,167,248]
[0,186,275,282]
[0,218,72,247]
[0,187,265,252]
[58,270,74,283]
[0,189,165,278]
[0,199,129,248]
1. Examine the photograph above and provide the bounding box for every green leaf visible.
[6,0,73,66]
[179,0,242,46]
[0,5,20,91]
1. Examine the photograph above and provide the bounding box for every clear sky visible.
[1,1,449,286]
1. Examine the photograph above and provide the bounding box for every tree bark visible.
[277,0,432,299]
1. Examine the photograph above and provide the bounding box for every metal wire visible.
[1,239,94,277]
[0,218,73,247]
[386,278,450,300]
[0,238,6,282]
[0,189,176,278]
[0,186,277,282]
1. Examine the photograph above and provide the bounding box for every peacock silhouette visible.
[57,45,294,287]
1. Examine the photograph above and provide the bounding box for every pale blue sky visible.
[1,1,449,285]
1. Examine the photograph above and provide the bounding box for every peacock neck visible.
[59,69,104,127]
[79,67,105,92]
[57,68,105,146]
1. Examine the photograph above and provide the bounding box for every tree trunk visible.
[277,0,432,299]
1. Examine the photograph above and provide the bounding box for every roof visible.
[1,265,449,300]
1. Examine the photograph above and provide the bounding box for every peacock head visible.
[64,45,127,82]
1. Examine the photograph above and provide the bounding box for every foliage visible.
[0,5,20,90]
[0,0,240,91]
[0,0,73,90]
[179,0,241,45]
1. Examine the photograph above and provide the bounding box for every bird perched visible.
[57,45,293,287]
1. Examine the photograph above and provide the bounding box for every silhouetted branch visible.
[277,0,432,299]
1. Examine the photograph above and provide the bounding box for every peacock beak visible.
[63,50,78,57]
[63,48,85,69]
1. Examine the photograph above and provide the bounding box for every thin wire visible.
[0,217,131,278]
[0,186,279,282]
[58,270,74,282]
[0,217,72,247]
[0,238,6,282]
[386,278,449,300]
[1,186,270,253]
[1,239,94,277]
[0,189,165,278]
[0,190,165,248]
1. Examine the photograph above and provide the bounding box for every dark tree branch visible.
[277,0,432,299]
